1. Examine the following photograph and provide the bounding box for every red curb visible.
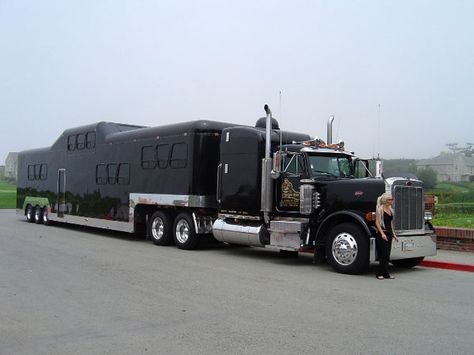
[420,260,474,273]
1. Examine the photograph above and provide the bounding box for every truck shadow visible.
[24,219,429,277]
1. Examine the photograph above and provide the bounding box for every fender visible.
[315,210,371,241]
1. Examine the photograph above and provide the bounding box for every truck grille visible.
[393,185,424,232]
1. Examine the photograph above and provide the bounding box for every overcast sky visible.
[1,0,473,162]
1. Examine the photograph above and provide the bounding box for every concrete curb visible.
[420,260,474,273]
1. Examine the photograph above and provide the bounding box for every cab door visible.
[276,153,306,212]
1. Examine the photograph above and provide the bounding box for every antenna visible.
[377,103,381,159]
[279,90,283,148]
[446,143,460,153]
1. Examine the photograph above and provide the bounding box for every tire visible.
[25,205,35,223]
[173,212,200,250]
[42,207,51,225]
[34,206,43,224]
[391,257,424,268]
[325,223,369,274]
[148,211,173,246]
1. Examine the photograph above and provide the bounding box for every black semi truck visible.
[16,105,436,274]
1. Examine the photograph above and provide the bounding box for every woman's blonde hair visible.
[376,192,394,229]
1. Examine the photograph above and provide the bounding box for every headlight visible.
[424,211,433,221]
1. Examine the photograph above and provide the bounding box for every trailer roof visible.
[105,120,238,143]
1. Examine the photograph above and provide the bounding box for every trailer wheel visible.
[173,212,200,250]
[25,205,35,223]
[34,206,43,224]
[325,223,369,274]
[391,257,424,268]
[41,208,51,225]
[149,211,173,246]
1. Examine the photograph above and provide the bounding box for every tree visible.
[417,167,438,189]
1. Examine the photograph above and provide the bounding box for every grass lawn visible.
[433,214,474,229]
[0,179,16,209]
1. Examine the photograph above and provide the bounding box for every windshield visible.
[308,155,352,178]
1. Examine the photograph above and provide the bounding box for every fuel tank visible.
[212,218,269,247]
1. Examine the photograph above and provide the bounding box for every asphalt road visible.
[1,209,473,355]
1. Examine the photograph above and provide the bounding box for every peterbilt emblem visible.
[355,191,364,197]
[280,178,299,207]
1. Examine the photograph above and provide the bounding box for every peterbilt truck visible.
[17,105,436,274]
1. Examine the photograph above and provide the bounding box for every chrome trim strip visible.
[48,213,134,233]
[369,237,376,262]
[218,213,262,221]
[130,193,218,209]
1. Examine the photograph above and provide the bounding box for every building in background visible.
[4,152,18,181]
[417,152,474,182]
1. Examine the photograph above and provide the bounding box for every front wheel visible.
[325,223,369,274]
[173,212,200,250]
[391,257,424,268]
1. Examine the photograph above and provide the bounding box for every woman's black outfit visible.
[376,211,393,278]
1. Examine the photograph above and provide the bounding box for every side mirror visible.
[271,151,284,179]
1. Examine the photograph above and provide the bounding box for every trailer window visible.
[28,165,35,180]
[86,131,96,149]
[117,163,130,185]
[96,164,107,185]
[107,164,118,184]
[157,143,170,169]
[170,143,187,169]
[142,146,156,169]
[34,164,42,180]
[40,164,47,180]
[76,134,85,150]
[67,135,76,151]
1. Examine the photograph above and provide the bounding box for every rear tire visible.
[148,211,173,246]
[34,206,43,224]
[325,223,369,274]
[42,208,51,225]
[25,205,35,223]
[391,257,424,268]
[173,212,200,250]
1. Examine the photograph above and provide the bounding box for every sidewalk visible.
[421,249,474,272]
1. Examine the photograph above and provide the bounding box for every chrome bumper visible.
[369,232,437,262]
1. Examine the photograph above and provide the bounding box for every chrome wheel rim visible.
[175,219,190,244]
[35,208,41,222]
[26,207,33,221]
[42,209,48,223]
[151,217,165,240]
[331,232,358,266]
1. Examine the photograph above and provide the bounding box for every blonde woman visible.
[375,192,399,279]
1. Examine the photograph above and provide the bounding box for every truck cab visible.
[213,108,436,274]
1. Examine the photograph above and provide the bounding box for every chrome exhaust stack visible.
[327,115,335,144]
[261,105,273,224]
